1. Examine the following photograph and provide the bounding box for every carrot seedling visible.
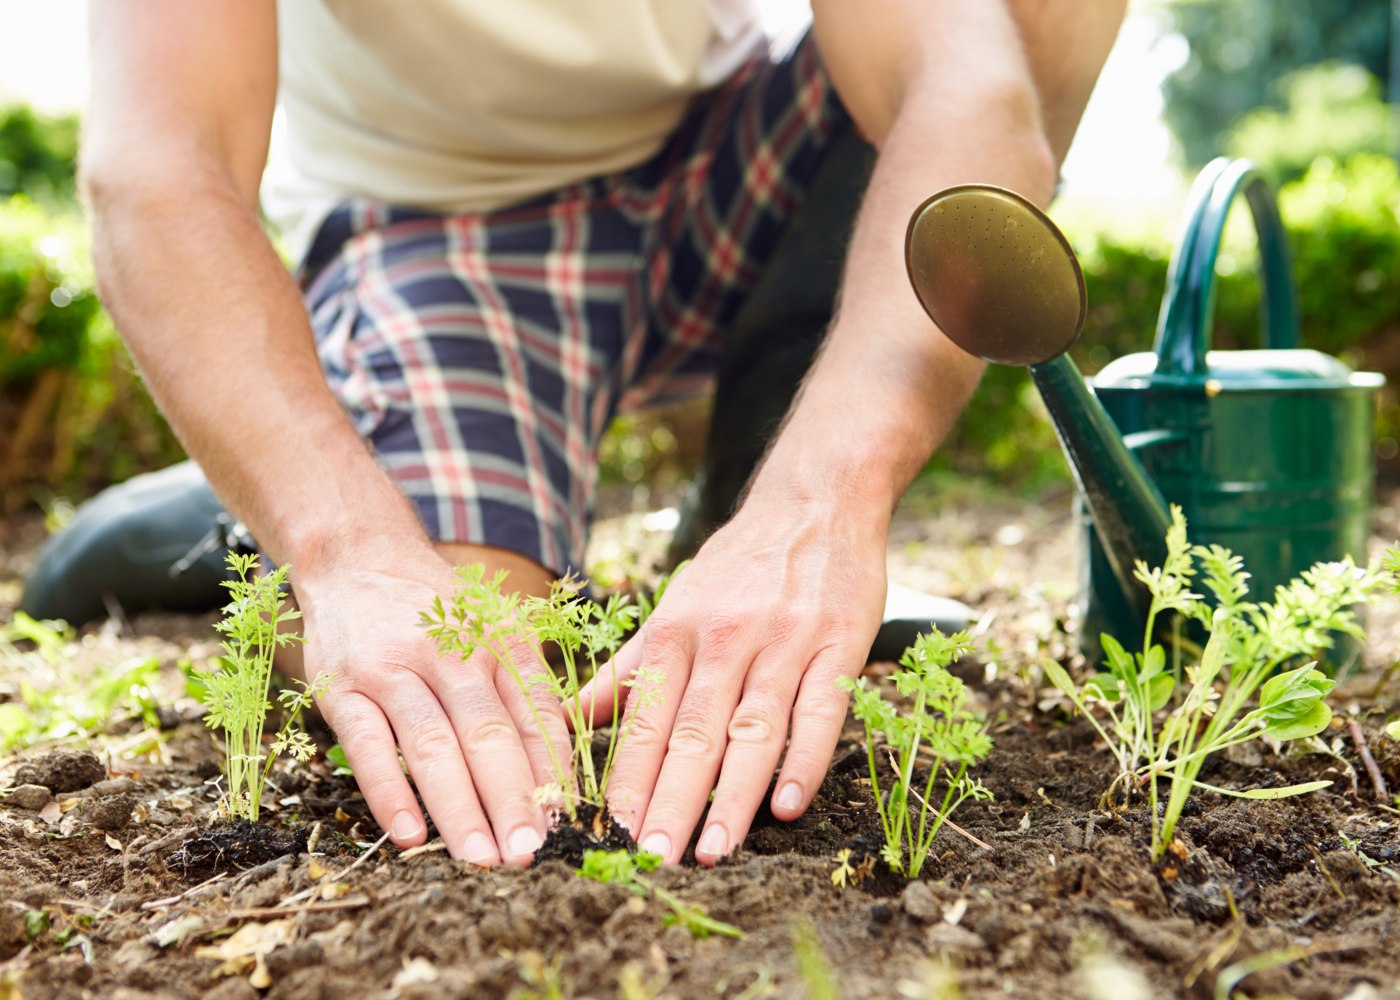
[203,553,324,822]
[422,565,668,819]
[578,848,742,939]
[1044,506,1386,858]
[838,630,993,877]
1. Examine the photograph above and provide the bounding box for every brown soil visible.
[2,484,1399,999]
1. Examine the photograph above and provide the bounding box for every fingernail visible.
[390,810,423,842]
[639,832,671,859]
[462,831,497,866]
[775,781,803,813]
[697,824,728,859]
[507,826,544,859]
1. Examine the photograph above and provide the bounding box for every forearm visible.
[88,162,432,574]
[749,70,1055,517]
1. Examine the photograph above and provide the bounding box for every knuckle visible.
[667,715,720,758]
[697,612,744,654]
[643,615,688,655]
[461,713,520,751]
[762,610,800,646]
[804,684,852,727]
[620,706,667,747]
[404,723,460,761]
[727,702,782,746]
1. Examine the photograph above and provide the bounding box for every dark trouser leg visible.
[666,125,875,566]
[19,460,244,626]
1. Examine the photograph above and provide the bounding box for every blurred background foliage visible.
[0,107,181,513]
[3,0,1400,513]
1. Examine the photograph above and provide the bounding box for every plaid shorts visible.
[299,31,854,575]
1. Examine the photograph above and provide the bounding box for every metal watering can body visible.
[903,158,1382,663]
[1077,159,1383,660]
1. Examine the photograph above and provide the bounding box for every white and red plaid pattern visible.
[299,33,850,574]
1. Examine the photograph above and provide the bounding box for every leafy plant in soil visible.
[837,630,993,877]
[1045,505,1388,858]
[578,848,742,939]
[422,565,667,822]
[201,553,322,822]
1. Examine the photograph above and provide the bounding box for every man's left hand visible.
[580,492,886,865]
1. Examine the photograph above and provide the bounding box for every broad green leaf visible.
[1259,664,1333,710]
[1386,719,1400,741]
[1041,660,1080,700]
[1191,779,1331,800]
[1084,672,1121,702]
[1263,699,1332,742]
[1140,644,1166,681]
[1100,634,1135,683]
[1148,672,1175,711]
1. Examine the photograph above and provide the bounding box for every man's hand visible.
[584,0,1123,864]
[296,541,570,865]
[583,487,887,865]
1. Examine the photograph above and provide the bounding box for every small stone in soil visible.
[5,784,52,811]
[900,881,941,922]
[15,749,106,794]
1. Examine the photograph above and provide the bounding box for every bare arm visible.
[597,0,1125,865]
[85,2,564,866]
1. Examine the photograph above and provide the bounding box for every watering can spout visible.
[904,184,1173,628]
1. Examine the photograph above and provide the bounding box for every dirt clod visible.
[171,819,309,875]
[77,792,136,831]
[900,880,941,922]
[15,749,106,793]
[5,784,52,811]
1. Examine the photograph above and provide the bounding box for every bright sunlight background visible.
[0,0,1187,209]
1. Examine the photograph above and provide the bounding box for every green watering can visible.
[904,158,1384,660]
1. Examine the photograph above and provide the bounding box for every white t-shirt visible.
[261,0,767,259]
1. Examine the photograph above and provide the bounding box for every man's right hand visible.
[294,540,570,865]
[84,4,565,866]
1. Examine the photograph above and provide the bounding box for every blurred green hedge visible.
[0,198,181,512]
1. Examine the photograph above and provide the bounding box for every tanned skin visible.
[84,0,1124,868]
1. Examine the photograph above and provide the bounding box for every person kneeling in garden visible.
[24,1,1123,867]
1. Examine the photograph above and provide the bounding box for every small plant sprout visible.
[578,848,742,939]
[837,630,993,878]
[203,552,324,822]
[1044,506,1388,859]
[421,564,669,820]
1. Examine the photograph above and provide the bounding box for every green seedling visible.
[326,743,354,777]
[0,612,162,751]
[790,920,840,1000]
[838,631,993,877]
[203,553,324,822]
[423,565,667,820]
[1045,506,1386,859]
[578,848,742,939]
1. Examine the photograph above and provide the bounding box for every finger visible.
[634,641,752,866]
[574,628,643,729]
[316,691,432,851]
[600,618,695,839]
[434,662,549,866]
[689,654,803,866]
[770,648,862,822]
[494,637,574,800]
[378,683,504,866]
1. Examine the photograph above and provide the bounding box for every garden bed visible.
[2,484,1399,999]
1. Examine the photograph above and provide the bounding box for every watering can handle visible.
[1153,157,1300,378]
